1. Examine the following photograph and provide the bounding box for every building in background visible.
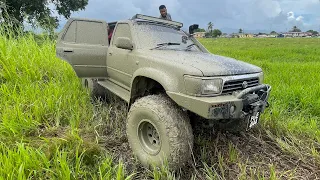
[280,32,313,37]
[231,33,254,38]
[193,32,206,38]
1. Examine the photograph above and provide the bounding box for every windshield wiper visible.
[150,42,181,50]
[185,43,196,51]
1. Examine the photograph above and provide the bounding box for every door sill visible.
[98,80,130,103]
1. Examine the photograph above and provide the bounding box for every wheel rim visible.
[138,120,161,155]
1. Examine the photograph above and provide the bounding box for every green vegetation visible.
[200,38,320,141]
[200,37,320,178]
[290,26,301,32]
[307,30,319,36]
[0,28,135,179]
[0,0,88,31]
[212,29,222,37]
[1,25,320,179]
[194,28,206,32]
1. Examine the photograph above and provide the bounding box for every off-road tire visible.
[81,78,107,99]
[126,94,194,170]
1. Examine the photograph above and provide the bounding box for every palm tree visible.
[208,22,213,34]
[291,26,301,32]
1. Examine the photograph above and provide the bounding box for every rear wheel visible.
[126,94,194,170]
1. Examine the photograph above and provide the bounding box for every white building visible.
[281,32,312,37]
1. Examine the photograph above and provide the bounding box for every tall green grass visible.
[0,27,135,179]
[200,37,320,145]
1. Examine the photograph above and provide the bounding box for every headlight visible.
[184,76,223,96]
[202,79,223,94]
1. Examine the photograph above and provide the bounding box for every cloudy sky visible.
[54,0,320,33]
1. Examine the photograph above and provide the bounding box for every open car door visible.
[56,18,108,78]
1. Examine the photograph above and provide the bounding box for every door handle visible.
[63,48,73,53]
[108,49,113,56]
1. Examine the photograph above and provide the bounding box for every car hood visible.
[146,50,262,76]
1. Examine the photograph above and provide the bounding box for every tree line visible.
[0,0,88,33]
[194,22,222,37]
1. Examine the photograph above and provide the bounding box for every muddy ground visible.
[81,97,320,180]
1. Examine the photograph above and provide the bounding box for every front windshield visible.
[134,23,200,51]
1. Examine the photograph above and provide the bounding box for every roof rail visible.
[132,14,183,28]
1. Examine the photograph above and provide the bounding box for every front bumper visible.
[166,84,271,120]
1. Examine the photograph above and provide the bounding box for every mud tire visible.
[126,94,194,170]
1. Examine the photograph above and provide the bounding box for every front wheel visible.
[126,94,194,170]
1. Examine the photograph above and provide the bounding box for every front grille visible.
[222,77,259,95]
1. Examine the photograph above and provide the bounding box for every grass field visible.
[1,29,320,179]
[200,38,320,136]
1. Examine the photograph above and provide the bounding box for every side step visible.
[98,80,131,103]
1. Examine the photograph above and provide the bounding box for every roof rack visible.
[132,14,183,28]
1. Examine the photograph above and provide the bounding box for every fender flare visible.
[129,68,180,104]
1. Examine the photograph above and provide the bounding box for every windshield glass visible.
[134,23,200,51]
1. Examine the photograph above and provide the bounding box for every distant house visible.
[220,34,232,38]
[281,32,312,37]
[256,34,268,38]
[193,32,206,38]
[232,33,254,38]
[254,34,277,38]
[268,34,277,38]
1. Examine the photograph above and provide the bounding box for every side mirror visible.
[115,37,133,50]
[189,24,199,35]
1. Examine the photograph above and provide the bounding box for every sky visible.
[52,0,320,34]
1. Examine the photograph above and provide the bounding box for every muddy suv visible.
[56,14,271,170]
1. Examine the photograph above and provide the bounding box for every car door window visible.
[112,24,132,45]
[76,21,106,45]
[63,21,76,43]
